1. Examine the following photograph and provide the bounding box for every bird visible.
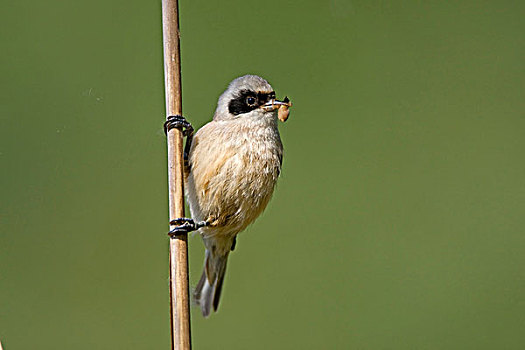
[165,75,291,317]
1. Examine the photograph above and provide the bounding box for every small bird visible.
[166,75,291,317]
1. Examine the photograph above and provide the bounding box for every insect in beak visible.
[262,96,292,122]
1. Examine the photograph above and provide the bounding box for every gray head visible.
[214,75,284,121]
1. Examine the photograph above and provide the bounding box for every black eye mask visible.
[228,89,276,115]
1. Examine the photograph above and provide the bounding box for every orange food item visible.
[278,96,292,122]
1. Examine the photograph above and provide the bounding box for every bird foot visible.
[164,115,194,167]
[169,218,209,236]
[164,115,194,136]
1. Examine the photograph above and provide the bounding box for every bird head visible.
[213,75,291,122]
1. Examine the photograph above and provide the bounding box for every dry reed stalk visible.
[162,0,192,349]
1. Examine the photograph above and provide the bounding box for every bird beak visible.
[262,96,292,122]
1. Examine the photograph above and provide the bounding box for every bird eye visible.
[246,96,257,107]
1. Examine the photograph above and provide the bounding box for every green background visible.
[2,0,524,349]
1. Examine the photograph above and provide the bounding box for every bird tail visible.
[193,249,229,317]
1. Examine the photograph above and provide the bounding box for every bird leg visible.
[164,115,194,166]
[164,115,200,236]
[169,218,210,236]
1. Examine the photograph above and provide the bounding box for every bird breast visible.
[185,116,283,236]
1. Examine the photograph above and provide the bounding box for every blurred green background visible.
[2,0,524,349]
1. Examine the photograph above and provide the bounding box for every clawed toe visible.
[168,218,209,236]
[164,115,194,136]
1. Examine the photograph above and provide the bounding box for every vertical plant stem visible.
[162,0,192,349]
